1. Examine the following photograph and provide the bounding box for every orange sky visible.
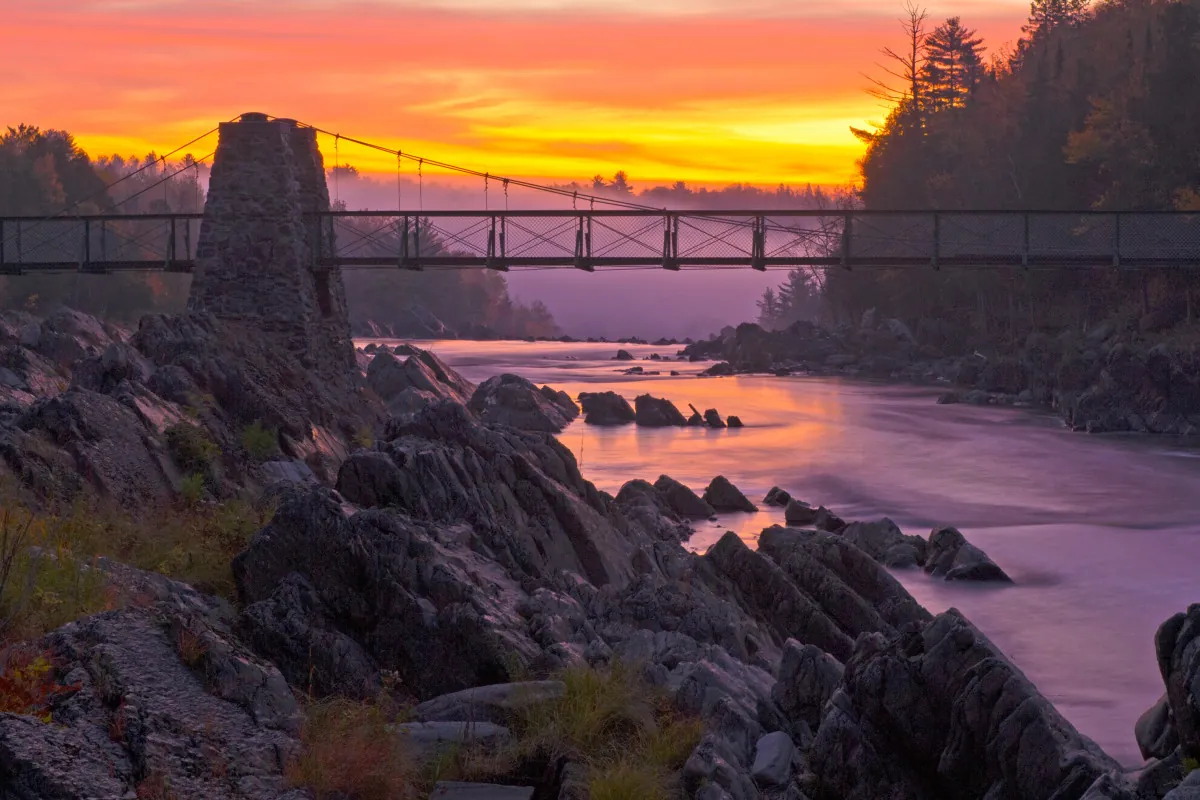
[5,0,1028,188]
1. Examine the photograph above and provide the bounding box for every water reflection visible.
[362,338,1200,766]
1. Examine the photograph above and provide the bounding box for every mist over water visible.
[366,337,1200,767]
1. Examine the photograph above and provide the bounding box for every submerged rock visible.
[924,525,1012,582]
[704,408,728,429]
[613,349,635,361]
[703,475,757,513]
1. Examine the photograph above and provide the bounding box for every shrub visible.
[287,697,419,800]
[240,422,278,462]
[589,761,667,800]
[0,645,79,721]
[164,423,219,477]
[178,474,205,506]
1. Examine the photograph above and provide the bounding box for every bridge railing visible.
[2,210,1199,272]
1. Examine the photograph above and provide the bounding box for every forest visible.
[761,0,1200,344]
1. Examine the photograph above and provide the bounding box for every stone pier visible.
[190,113,355,380]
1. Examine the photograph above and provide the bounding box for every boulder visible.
[728,415,744,428]
[539,385,580,418]
[468,374,577,432]
[771,639,844,731]
[578,391,636,425]
[703,476,757,513]
[654,474,716,519]
[703,362,736,377]
[813,506,847,533]
[750,731,796,787]
[392,721,511,758]
[367,348,474,407]
[924,526,1011,582]
[615,479,693,542]
[704,408,728,429]
[764,487,792,507]
[1136,693,1180,761]
[1165,771,1200,800]
[634,394,688,427]
[839,518,928,569]
[1156,605,1200,761]
[613,349,635,360]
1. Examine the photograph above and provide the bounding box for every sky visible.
[6,0,1030,190]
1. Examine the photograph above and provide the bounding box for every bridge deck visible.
[1,210,1198,273]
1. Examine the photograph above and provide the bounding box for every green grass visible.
[240,423,278,462]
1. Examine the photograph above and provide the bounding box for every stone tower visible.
[191,113,355,380]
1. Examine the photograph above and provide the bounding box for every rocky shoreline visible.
[0,310,1196,799]
[678,315,1200,437]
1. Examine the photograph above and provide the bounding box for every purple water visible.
[363,338,1200,766]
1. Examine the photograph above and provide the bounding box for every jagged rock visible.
[634,394,688,427]
[539,385,580,418]
[728,415,744,428]
[613,349,635,361]
[413,681,566,725]
[1134,751,1184,799]
[468,374,577,432]
[771,639,844,732]
[1136,693,1180,761]
[654,474,716,519]
[751,731,796,788]
[578,391,635,425]
[705,408,728,429]
[757,526,931,637]
[368,348,473,407]
[704,476,757,513]
[924,526,1011,582]
[234,485,544,700]
[784,499,817,526]
[238,572,382,700]
[353,401,656,588]
[813,507,846,533]
[808,609,1122,800]
[701,533,855,661]
[839,518,928,569]
[683,734,760,800]
[0,604,302,800]
[1156,605,1200,761]
[615,479,693,542]
[764,487,792,507]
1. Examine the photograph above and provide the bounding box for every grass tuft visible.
[286,697,419,800]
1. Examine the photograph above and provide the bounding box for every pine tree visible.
[1024,0,1089,37]
[923,18,986,110]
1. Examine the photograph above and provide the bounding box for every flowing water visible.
[363,338,1200,766]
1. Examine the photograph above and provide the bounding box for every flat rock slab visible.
[392,721,510,758]
[413,681,566,724]
[429,782,535,799]
[751,730,796,787]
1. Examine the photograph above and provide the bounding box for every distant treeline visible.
[771,0,1200,343]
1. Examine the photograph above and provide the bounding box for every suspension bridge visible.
[1,114,1199,275]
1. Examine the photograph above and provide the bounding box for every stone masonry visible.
[191,113,355,382]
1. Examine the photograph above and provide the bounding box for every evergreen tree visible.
[1024,0,1090,37]
[923,18,986,110]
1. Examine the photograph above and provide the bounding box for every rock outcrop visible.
[468,373,578,432]
[634,394,688,427]
[654,474,716,519]
[703,476,757,513]
[578,391,636,425]
[924,526,1012,582]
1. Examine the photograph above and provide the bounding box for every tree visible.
[923,18,986,110]
[866,1,931,127]
[757,287,781,328]
[1024,0,1089,37]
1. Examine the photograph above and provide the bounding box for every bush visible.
[240,422,278,462]
[287,697,419,800]
[0,645,78,721]
[178,473,205,506]
[164,423,219,476]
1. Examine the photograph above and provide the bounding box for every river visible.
[363,337,1200,767]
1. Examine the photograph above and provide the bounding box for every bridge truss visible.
[1,210,1199,274]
